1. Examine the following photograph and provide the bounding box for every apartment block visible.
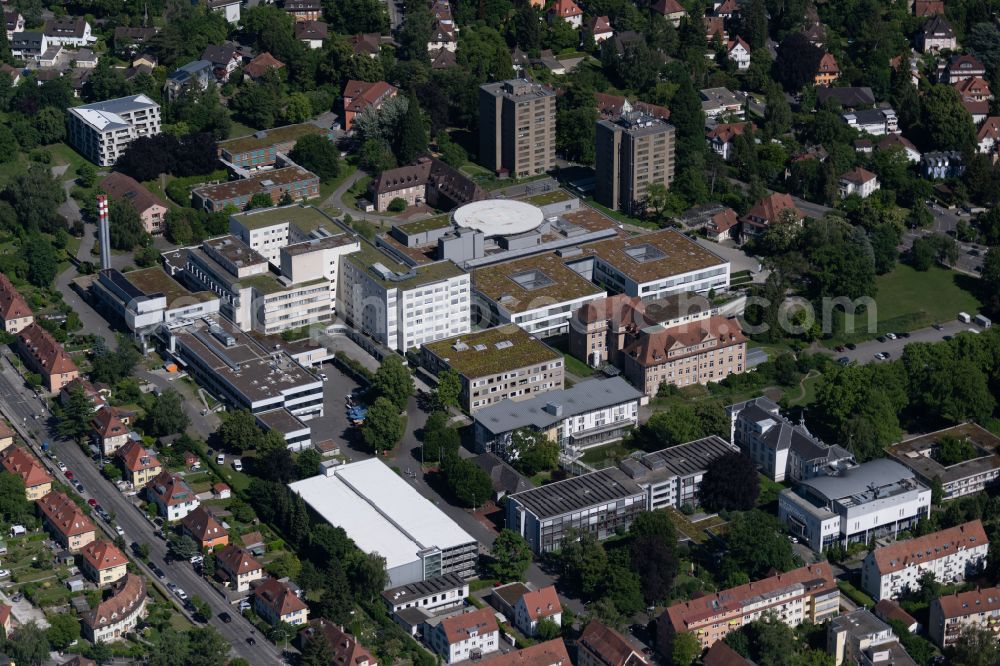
[929,586,1000,648]
[191,166,319,212]
[422,324,564,413]
[37,491,97,552]
[507,468,645,553]
[659,563,840,652]
[1,446,52,501]
[595,111,675,215]
[618,435,741,510]
[81,574,147,643]
[887,423,1000,501]
[218,123,335,171]
[861,521,989,601]
[67,94,161,166]
[827,609,916,666]
[0,273,33,334]
[15,322,79,393]
[339,241,470,352]
[427,607,500,663]
[479,79,556,178]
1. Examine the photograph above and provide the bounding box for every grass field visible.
[828,264,983,345]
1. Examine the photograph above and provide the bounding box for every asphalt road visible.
[822,319,987,365]
[0,356,286,664]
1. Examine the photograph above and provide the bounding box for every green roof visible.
[219,123,328,155]
[230,204,340,234]
[242,272,286,295]
[394,214,453,235]
[523,190,574,206]
[423,324,562,378]
[346,242,466,290]
[123,267,217,304]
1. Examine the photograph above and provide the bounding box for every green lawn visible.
[342,175,372,211]
[828,264,984,345]
[317,163,358,202]
[228,121,260,139]
[46,143,92,181]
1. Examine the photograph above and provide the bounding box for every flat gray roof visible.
[508,467,643,520]
[474,376,642,436]
[382,573,467,605]
[800,458,916,501]
[618,435,738,484]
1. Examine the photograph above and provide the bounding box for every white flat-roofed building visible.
[382,573,469,633]
[618,435,741,510]
[861,521,989,601]
[339,241,471,352]
[779,459,932,553]
[229,205,347,266]
[289,459,478,587]
[67,94,161,166]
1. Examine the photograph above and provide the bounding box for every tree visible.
[773,33,822,92]
[145,389,189,437]
[508,428,559,476]
[108,199,148,251]
[362,397,404,453]
[185,626,231,666]
[115,134,182,182]
[535,618,560,640]
[442,456,493,508]
[671,631,702,666]
[359,138,397,173]
[84,641,114,665]
[45,611,80,650]
[84,57,130,103]
[396,95,429,164]
[318,560,355,624]
[349,551,389,602]
[90,336,141,385]
[373,355,414,411]
[0,474,31,525]
[190,596,212,623]
[24,233,59,287]
[946,626,1000,666]
[57,383,93,443]
[633,406,704,450]
[723,510,797,579]
[217,409,263,454]
[559,529,608,600]
[6,622,50,666]
[921,84,977,153]
[246,192,274,210]
[296,448,322,479]
[433,368,461,410]
[33,107,66,145]
[168,533,199,560]
[490,529,532,582]
[699,452,760,511]
[302,633,336,666]
[870,223,900,274]
[289,134,341,182]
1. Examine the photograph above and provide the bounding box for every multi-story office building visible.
[659,563,840,652]
[473,252,606,338]
[727,397,855,483]
[778,459,932,553]
[479,79,556,177]
[595,111,675,215]
[67,94,161,166]
[290,459,478,587]
[217,123,335,171]
[191,166,320,212]
[339,241,470,352]
[228,204,346,266]
[472,376,641,454]
[618,435,741,511]
[861,521,989,601]
[506,468,645,553]
[887,423,1000,501]
[929,585,1000,648]
[422,324,564,413]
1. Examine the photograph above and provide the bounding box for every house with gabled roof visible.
[706,122,749,160]
[838,167,880,199]
[37,491,96,551]
[295,20,328,49]
[244,52,285,81]
[578,620,648,666]
[918,14,956,52]
[978,116,1000,156]
[1,447,52,501]
[81,573,147,643]
[549,0,582,28]
[814,52,840,86]
[342,80,399,132]
[114,440,161,488]
[79,540,128,586]
[253,578,310,626]
[740,192,804,238]
[299,619,378,666]
[216,543,264,592]
[514,586,562,637]
[651,0,686,26]
[92,406,132,456]
[15,323,79,393]
[145,471,199,522]
[428,607,501,663]
[181,506,229,550]
[100,172,168,235]
[586,16,614,43]
[0,273,32,334]
[726,37,751,70]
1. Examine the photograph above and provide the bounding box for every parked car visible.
[932,323,943,331]
[846,343,857,350]
[219,612,232,623]
[837,357,850,365]
[64,470,74,480]
[885,333,897,340]
[876,336,886,343]
[115,525,125,537]
[0,569,10,578]
[874,352,887,360]
[87,498,97,507]
[57,462,67,472]
[216,454,225,465]
[175,588,188,602]
[232,459,243,472]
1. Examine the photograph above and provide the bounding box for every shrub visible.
[387,197,407,212]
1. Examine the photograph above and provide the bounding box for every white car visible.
[0,569,10,578]
[175,588,188,601]
[874,352,887,361]
[216,454,225,465]
[232,459,243,472]
[57,462,67,472]
[115,525,125,537]
[885,332,897,340]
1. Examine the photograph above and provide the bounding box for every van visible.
[958,312,971,323]
[232,459,243,472]
[975,314,992,329]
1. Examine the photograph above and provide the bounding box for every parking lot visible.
[825,319,988,365]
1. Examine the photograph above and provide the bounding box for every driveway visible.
[0,587,49,629]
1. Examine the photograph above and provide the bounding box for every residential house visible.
[253,578,310,626]
[942,54,986,83]
[59,378,107,412]
[922,151,964,178]
[514,586,562,637]
[92,407,132,456]
[549,0,582,28]
[879,134,922,162]
[428,23,456,53]
[213,483,231,500]
[295,20,328,49]
[713,0,741,20]
[740,192,804,238]
[43,18,95,47]
[954,76,991,102]
[978,116,1000,155]
[861,521,989,601]
[164,60,214,100]
[37,491,97,551]
[706,122,749,160]
[181,506,229,551]
[659,563,840,652]
[427,607,501,663]
[705,207,740,242]
[473,453,532,501]
[243,52,285,81]
[0,604,10,636]
[369,154,484,212]
[914,0,944,16]
[0,63,21,86]
[480,640,571,666]
[101,171,167,235]
[704,16,727,43]
[299,620,377,666]
[929,586,1000,648]
[578,620,649,666]
[113,26,158,55]
[4,10,23,41]
[651,0,686,26]
[114,440,161,488]
[817,86,876,109]
[0,422,13,452]
[79,540,128,586]
[703,642,753,665]
[586,16,614,43]
[215,543,264,592]
[342,80,399,131]
[0,273,33,334]
[842,108,898,136]
[839,167,880,199]
[15,323,79,393]
[827,609,917,666]
[872,599,919,634]
[10,31,48,60]
[350,33,382,58]
[145,471,199,522]
[201,44,241,78]
[918,14,956,52]
[803,23,826,48]
[595,92,670,121]
[284,0,322,21]
[700,87,744,118]
[726,37,751,70]
[81,574,147,643]
[815,52,840,86]
[1,447,52,501]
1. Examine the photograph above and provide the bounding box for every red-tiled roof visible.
[579,620,648,666]
[550,0,581,17]
[81,573,146,631]
[745,192,802,224]
[254,577,308,617]
[594,92,670,121]
[873,599,918,629]
[869,520,988,575]
[80,540,127,571]
[623,315,746,368]
[706,122,748,143]
[979,117,1000,142]
[840,167,877,185]
[115,440,160,473]
[302,619,377,666]
[587,15,612,34]
[217,543,262,576]
[440,607,499,645]
[651,0,685,15]
[100,172,166,217]
[703,641,753,666]
[1,447,51,488]
[0,273,31,322]
[181,506,228,543]
[145,471,195,507]
[37,491,96,538]
[480,639,571,666]
[709,208,740,234]
[93,406,128,440]
[817,52,839,74]
[727,36,750,53]
[934,585,1000,619]
[521,586,562,621]
[343,80,398,114]
[17,323,78,377]
[244,52,285,79]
